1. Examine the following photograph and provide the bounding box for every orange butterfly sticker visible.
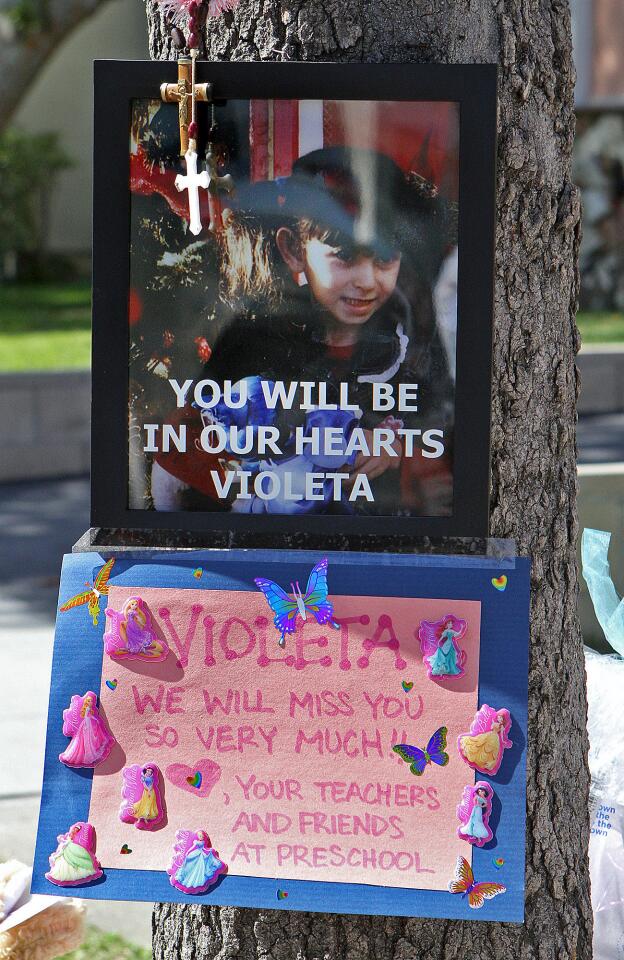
[59,558,115,627]
[448,855,506,909]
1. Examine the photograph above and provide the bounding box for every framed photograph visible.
[92,61,497,537]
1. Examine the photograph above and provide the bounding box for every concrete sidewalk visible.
[0,476,151,949]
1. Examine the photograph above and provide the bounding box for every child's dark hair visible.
[218,210,364,306]
[218,206,281,305]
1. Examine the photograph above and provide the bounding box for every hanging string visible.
[188,48,198,147]
[186,0,201,145]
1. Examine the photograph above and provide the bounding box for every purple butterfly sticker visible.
[393,726,449,776]
[254,557,339,648]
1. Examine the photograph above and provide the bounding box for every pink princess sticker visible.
[58,691,116,769]
[168,830,227,894]
[120,763,165,830]
[104,596,169,662]
[45,822,102,887]
[458,704,512,776]
[418,614,467,680]
[456,781,494,846]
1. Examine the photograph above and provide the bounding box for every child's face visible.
[300,237,401,327]
[276,227,401,326]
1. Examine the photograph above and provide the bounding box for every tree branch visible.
[0,0,114,130]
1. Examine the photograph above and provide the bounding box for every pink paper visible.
[90,587,481,890]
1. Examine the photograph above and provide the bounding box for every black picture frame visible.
[92,60,497,539]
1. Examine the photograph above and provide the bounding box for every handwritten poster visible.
[33,549,529,921]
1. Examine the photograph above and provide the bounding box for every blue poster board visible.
[33,548,529,921]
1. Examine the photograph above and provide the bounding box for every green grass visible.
[577,311,624,345]
[0,281,91,371]
[0,284,622,373]
[57,926,150,960]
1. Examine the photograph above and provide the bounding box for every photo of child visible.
[128,99,458,518]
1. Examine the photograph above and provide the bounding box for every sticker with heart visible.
[166,758,221,798]
[120,844,132,854]
[492,575,508,592]
[402,681,413,692]
[105,679,118,690]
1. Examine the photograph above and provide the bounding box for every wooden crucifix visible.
[160,58,212,156]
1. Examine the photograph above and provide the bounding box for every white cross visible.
[175,147,210,236]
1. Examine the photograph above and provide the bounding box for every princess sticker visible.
[45,822,103,887]
[458,705,513,776]
[168,830,227,894]
[104,597,168,662]
[418,614,467,680]
[58,691,116,769]
[119,763,165,830]
[456,781,494,846]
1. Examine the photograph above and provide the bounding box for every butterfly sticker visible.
[59,558,115,627]
[393,726,449,776]
[254,557,340,648]
[448,855,506,909]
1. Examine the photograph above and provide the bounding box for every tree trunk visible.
[148,2,592,957]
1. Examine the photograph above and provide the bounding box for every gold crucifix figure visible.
[160,58,211,156]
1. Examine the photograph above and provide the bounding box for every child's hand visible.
[349,416,403,484]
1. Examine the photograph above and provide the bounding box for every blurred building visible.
[572,0,624,311]
[572,0,624,106]
[11,0,147,263]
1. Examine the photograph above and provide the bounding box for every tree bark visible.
[0,0,112,130]
[148,2,591,957]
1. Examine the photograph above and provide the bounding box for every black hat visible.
[283,146,413,259]
[230,146,451,270]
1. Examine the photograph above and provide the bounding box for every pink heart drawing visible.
[165,758,222,798]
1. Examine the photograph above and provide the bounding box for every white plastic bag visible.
[585,648,624,959]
